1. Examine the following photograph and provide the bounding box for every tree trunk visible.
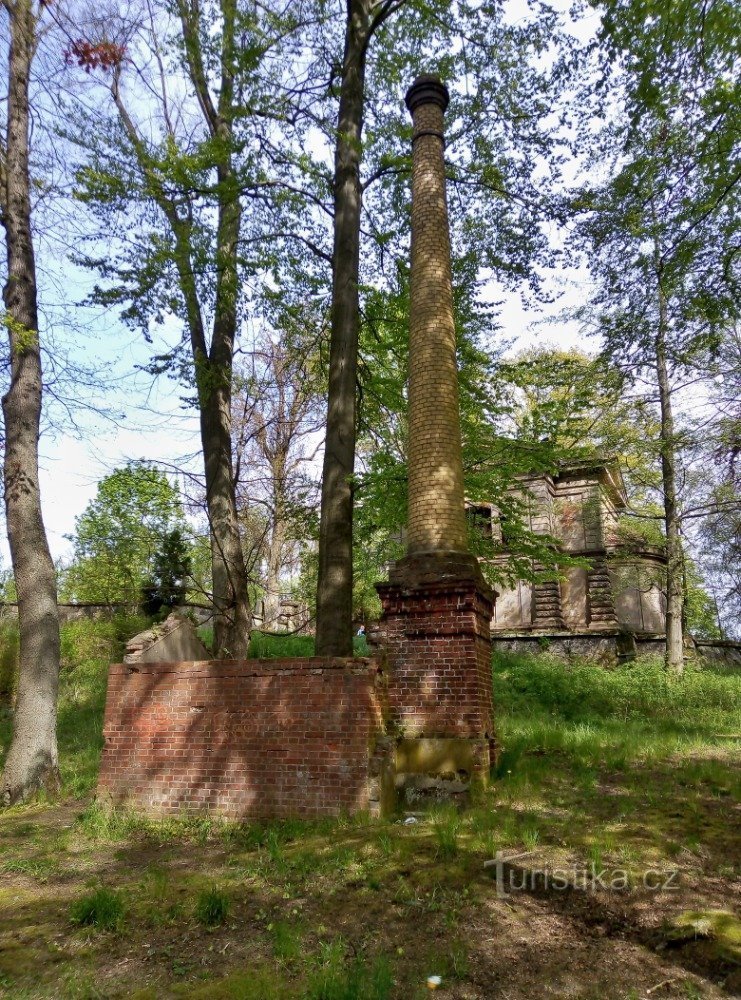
[315,2,370,656]
[263,501,286,629]
[200,375,251,657]
[655,281,684,675]
[1,0,62,803]
[173,0,251,657]
[203,152,251,657]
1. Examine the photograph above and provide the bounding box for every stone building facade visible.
[473,459,668,658]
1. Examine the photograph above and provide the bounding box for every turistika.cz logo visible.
[484,851,680,898]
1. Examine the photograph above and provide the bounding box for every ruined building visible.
[472,457,668,659]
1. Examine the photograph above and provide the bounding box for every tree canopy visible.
[63,463,188,606]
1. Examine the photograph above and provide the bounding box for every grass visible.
[196,627,373,658]
[306,944,393,1000]
[491,649,741,774]
[431,806,461,859]
[70,886,125,931]
[195,886,231,926]
[1,630,739,997]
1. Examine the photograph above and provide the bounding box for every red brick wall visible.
[98,658,385,819]
[376,581,494,740]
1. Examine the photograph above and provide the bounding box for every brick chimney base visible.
[375,572,495,806]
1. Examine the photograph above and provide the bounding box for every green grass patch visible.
[0,622,18,702]
[195,886,230,926]
[431,805,461,859]
[70,886,124,931]
[492,650,741,771]
[247,631,371,658]
[307,942,393,1000]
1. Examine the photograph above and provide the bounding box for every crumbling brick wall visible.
[98,657,386,819]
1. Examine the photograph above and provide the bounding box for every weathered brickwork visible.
[406,77,468,555]
[97,76,496,822]
[376,581,493,740]
[98,658,386,819]
[371,77,495,801]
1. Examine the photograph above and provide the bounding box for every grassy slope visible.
[0,629,739,999]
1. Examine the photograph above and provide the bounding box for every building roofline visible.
[554,456,627,508]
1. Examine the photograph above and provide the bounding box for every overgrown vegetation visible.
[1,634,738,996]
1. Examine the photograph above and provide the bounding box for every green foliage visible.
[248,631,315,658]
[494,650,739,722]
[70,887,124,931]
[492,650,741,772]
[354,285,602,599]
[194,887,230,926]
[596,0,739,182]
[612,515,665,551]
[58,614,153,797]
[63,463,190,606]
[684,560,723,641]
[1,614,151,797]
[500,347,662,502]
[141,528,192,614]
[271,920,303,963]
[698,477,741,639]
[246,631,370,658]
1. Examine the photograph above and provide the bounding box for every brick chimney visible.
[405,75,469,557]
[375,75,496,807]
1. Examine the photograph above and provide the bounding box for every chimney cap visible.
[405,74,450,115]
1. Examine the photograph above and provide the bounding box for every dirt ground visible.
[1,751,738,1000]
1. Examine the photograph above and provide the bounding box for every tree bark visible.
[263,495,286,628]
[315,1,371,656]
[200,370,251,658]
[1,0,62,803]
[181,0,251,658]
[655,274,684,675]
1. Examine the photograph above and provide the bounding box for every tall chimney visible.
[404,75,469,558]
[375,75,495,809]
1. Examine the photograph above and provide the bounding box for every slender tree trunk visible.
[655,278,684,675]
[315,2,371,656]
[263,499,286,628]
[204,141,251,654]
[123,0,249,658]
[1,0,62,803]
[160,217,249,658]
[200,375,251,657]
[189,0,250,657]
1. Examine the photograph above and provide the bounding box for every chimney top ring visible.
[405,74,450,115]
